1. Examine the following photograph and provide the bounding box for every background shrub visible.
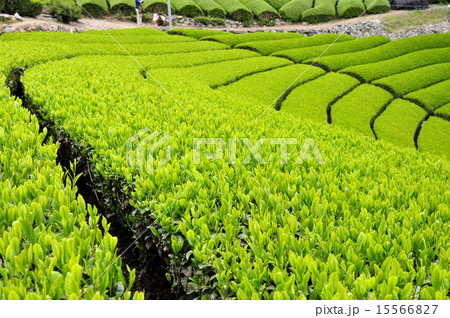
[49,0,83,23]
[279,0,313,22]
[107,0,135,13]
[337,0,365,19]
[3,0,44,17]
[77,0,109,17]
[192,0,226,18]
[171,0,204,17]
[142,0,170,14]
[364,0,390,14]
[237,0,279,22]
[302,0,336,24]
[212,0,254,22]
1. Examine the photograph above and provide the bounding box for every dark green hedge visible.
[213,0,254,22]
[172,0,204,17]
[192,0,226,18]
[279,0,313,22]
[302,0,336,24]
[364,0,390,14]
[3,0,43,17]
[337,0,365,19]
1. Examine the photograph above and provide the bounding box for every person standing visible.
[135,0,144,25]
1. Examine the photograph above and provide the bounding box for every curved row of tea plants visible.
[200,31,303,47]
[0,76,143,300]
[21,50,450,300]
[3,31,449,300]
[235,33,355,55]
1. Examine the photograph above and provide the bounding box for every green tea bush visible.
[0,77,143,300]
[236,33,354,55]
[404,79,450,110]
[212,0,253,22]
[331,84,393,136]
[281,72,359,121]
[279,0,313,22]
[159,56,292,87]
[372,63,450,97]
[168,28,228,39]
[49,0,83,23]
[418,117,450,159]
[263,0,290,10]
[21,53,450,299]
[435,103,450,119]
[337,0,365,19]
[340,47,450,82]
[302,0,336,24]
[310,33,450,71]
[364,0,390,14]
[77,0,109,17]
[3,32,450,300]
[3,0,43,17]
[191,0,226,17]
[373,99,426,149]
[201,31,303,47]
[237,0,279,22]
[219,63,325,103]
[272,36,389,62]
[171,0,204,16]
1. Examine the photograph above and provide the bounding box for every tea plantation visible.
[0,28,449,300]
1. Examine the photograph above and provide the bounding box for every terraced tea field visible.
[1,28,449,300]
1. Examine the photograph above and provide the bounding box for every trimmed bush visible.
[161,56,292,87]
[302,0,336,24]
[340,47,450,82]
[337,0,365,19]
[142,0,169,14]
[374,99,427,149]
[236,33,354,55]
[108,0,135,13]
[77,0,109,17]
[273,36,389,62]
[364,0,390,14]
[435,103,450,119]
[49,0,83,23]
[219,64,325,104]
[279,0,313,22]
[418,117,450,159]
[237,0,279,21]
[263,0,290,10]
[332,84,393,136]
[281,72,359,122]
[404,79,450,111]
[192,0,226,17]
[171,0,204,17]
[372,63,450,97]
[3,0,43,17]
[311,33,450,71]
[212,0,253,22]
[201,31,303,47]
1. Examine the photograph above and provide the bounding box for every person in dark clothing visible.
[135,0,144,25]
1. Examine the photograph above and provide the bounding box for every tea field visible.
[0,28,449,300]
